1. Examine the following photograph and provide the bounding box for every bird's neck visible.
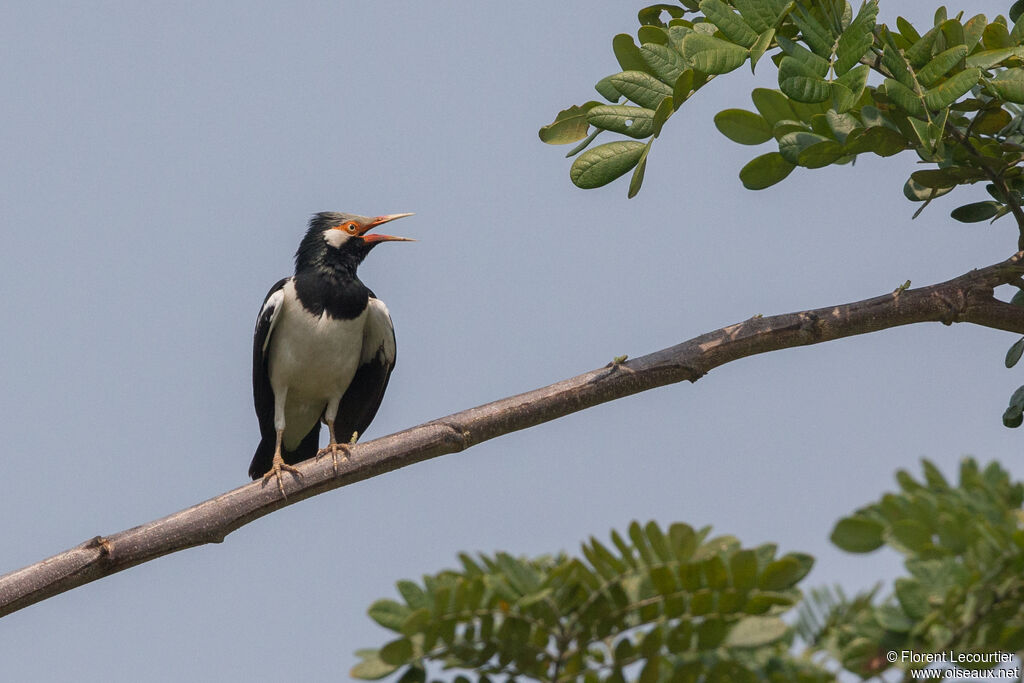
[293,263,369,320]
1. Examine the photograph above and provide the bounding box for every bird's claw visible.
[262,460,302,497]
[316,442,352,476]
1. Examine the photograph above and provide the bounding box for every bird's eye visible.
[345,223,358,234]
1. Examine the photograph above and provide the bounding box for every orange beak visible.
[359,212,415,243]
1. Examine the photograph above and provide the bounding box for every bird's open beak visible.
[360,213,415,243]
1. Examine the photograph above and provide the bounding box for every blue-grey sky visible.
[1,1,1021,680]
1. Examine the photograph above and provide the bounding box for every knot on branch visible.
[86,536,113,565]
[798,312,822,341]
[436,421,471,452]
[937,291,968,326]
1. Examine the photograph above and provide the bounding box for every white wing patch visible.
[258,287,286,356]
[362,297,396,365]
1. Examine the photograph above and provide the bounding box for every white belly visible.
[269,284,367,449]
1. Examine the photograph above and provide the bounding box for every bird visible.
[249,211,413,494]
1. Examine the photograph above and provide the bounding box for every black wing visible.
[331,295,397,446]
[249,277,310,479]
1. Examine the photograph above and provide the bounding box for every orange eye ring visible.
[346,222,358,234]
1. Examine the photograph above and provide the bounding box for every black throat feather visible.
[293,227,375,320]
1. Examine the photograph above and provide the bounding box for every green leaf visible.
[613,33,653,74]
[724,616,789,648]
[790,4,834,59]
[923,68,981,110]
[973,108,1012,134]
[672,70,696,107]
[920,459,949,490]
[734,0,780,34]
[831,517,885,552]
[832,64,869,113]
[1008,337,1024,368]
[905,27,938,67]
[894,577,929,619]
[396,580,428,610]
[369,599,412,631]
[595,75,622,102]
[714,109,772,144]
[539,102,601,144]
[749,28,775,73]
[964,14,988,50]
[843,126,907,157]
[696,616,729,650]
[904,177,937,201]
[916,45,967,87]
[608,71,674,109]
[951,201,1000,222]
[565,129,603,158]
[399,608,432,637]
[638,4,685,26]
[886,519,933,552]
[668,522,698,560]
[379,638,414,666]
[640,43,688,85]
[797,140,844,168]
[825,110,860,143]
[1013,11,1024,43]
[645,521,671,561]
[967,47,1020,70]
[779,57,830,103]
[897,16,921,43]
[1013,1,1024,24]
[739,152,795,189]
[751,88,797,125]
[990,69,1024,103]
[834,1,878,75]
[778,131,829,164]
[571,141,648,189]
[983,21,1012,50]
[776,35,829,76]
[681,33,749,74]
[729,549,758,590]
[638,25,669,45]
[351,649,399,680]
[882,42,916,90]
[911,168,958,188]
[1004,387,1024,427]
[627,140,653,198]
[884,78,925,117]
[496,552,540,595]
[629,519,656,564]
[651,96,673,137]
[700,0,758,47]
[587,105,656,138]
[758,556,808,590]
[744,590,795,614]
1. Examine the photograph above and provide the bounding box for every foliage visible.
[541,0,1024,438]
[352,520,826,682]
[355,460,1024,681]
[539,0,1024,238]
[813,457,1024,678]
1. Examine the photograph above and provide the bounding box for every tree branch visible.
[4,254,1024,618]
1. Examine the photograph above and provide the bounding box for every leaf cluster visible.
[811,458,1024,677]
[540,0,1024,236]
[352,521,827,682]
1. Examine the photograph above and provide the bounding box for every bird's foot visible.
[316,442,352,476]
[261,458,302,497]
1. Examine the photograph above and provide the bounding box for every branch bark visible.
[4,254,1024,618]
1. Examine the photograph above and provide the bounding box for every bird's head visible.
[296,211,414,274]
